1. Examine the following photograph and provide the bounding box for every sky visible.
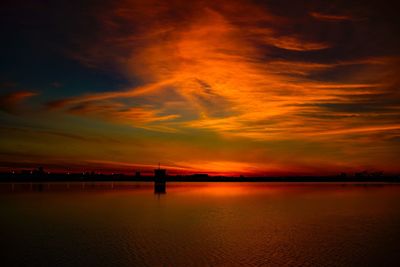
[0,0,399,176]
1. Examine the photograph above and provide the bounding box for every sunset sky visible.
[1,0,399,175]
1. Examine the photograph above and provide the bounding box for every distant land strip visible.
[0,172,399,183]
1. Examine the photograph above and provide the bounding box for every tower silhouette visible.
[154,163,167,182]
[154,163,167,194]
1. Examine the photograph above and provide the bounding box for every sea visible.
[1,182,399,266]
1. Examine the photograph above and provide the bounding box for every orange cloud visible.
[48,1,400,142]
[308,125,400,136]
[265,36,330,51]
[69,101,180,132]
[310,12,353,22]
[40,0,400,174]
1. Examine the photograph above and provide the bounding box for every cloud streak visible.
[48,1,400,140]
[310,12,353,22]
[29,0,400,174]
[0,91,37,114]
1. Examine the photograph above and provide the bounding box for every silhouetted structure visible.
[190,173,209,178]
[154,164,167,194]
[355,171,368,178]
[33,166,45,176]
[154,165,167,182]
[0,167,398,183]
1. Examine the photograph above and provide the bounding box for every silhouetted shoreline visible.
[0,172,399,183]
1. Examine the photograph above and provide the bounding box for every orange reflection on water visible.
[168,182,281,197]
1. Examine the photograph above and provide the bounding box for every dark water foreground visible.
[1,182,400,267]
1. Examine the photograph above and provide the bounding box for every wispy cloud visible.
[310,12,353,22]
[47,1,400,142]
[0,91,38,114]
[68,101,180,132]
[38,0,400,173]
[265,36,330,51]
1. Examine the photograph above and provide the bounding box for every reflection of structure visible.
[154,163,167,194]
[154,182,166,194]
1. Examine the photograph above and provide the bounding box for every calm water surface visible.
[1,182,400,266]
